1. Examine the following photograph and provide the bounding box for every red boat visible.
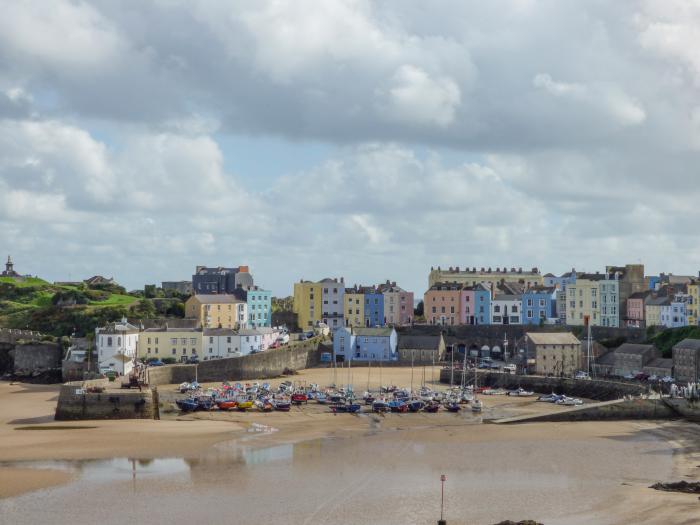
[217,400,237,411]
[291,392,308,404]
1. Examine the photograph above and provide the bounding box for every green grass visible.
[0,276,49,288]
[89,294,138,307]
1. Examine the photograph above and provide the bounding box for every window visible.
[107,337,112,346]
[172,348,176,355]
[181,338,187,345]
[527,299,533,307]
[191,338,197,345]
[209,337,214,344]
[527,310,533,319]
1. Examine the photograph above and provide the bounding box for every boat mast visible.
[450,345,454,388]
[367,358,371,392]
[410,349,414,394]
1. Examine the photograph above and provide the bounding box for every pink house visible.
[459,284,491,325]
[379,281,415,326]
[626,291,652,328]
[425,282,462,325]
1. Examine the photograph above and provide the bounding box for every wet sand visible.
[1,369,699,524]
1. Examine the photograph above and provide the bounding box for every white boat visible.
[556,396,583,406]
[507,388,535,397]
[471,399,483,412]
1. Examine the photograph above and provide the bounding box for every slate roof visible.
[673,338,700,351]
[614,343,656,356]
[526,332,580,345]
[644,358,672,369]
[353,327,394,337]
[190,294,244,304]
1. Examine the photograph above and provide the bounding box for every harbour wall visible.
[147,336,326,385]
[54,379,156,420]
[12,341,62,376]
[663,398,700,423]
[496,399,677,424]
[441,368,647,401]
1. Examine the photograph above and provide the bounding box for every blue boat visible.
[372,400,390,413]
[176,398,198,412]
[196,396,215,410]
[407,400,425,412]
[388,400,407,413]
[331,403,361,414]
[445,402,461,413]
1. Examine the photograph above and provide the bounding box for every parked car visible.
[269,341,281,349]
[575,371,591,380]
[148,359,164,367]
[623,373,635,380]
[661,376,674,383]
[186,356,199,364]
[634,372,649,381]
[647,374,658,382]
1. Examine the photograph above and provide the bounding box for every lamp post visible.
[439,474,447,525]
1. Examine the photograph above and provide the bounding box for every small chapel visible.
[1,255,20,278]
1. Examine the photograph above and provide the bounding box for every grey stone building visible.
[398,334,446,364]
[521,332,581,376]
[192,265,253,295]
[611,343,658,377]
[672,338,700,383]
[162,281,193,295]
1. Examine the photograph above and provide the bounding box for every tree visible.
[130,299,157,319]
[414,300,424,317]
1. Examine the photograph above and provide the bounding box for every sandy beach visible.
[1,368,699,524]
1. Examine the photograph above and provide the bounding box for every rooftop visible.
[189,294,244,304]
[398,335,443,350]
[614,343,656,356]
[353,327,395,337]
[526,332,580,345]
[673,338,700,351]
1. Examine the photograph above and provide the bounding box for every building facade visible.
[140,327,202,363]
[491,295,521,325]
[522,332,581,376]
[673,339,700,383]
[521,287,556,325]
[645,297,669,328]
[687,280,699,326]
[344,288,365,328]
[333,326,397,362]
[428,266,542,289]
[567,273,605,326]
[606,264,644,322]
[185,294,247,329]
[293,280,323,329]
[320,278,345,329]
[363,287,384,327]
[161,281,193,295]
[459,284,491,325]
[379,281,414,326]
[192,265,252,295]
[95,318,140,375]
[598,277,620,327]
[234,287,272,328]
[425,282,461,325]
[626,291,652,328]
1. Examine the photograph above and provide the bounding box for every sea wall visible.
[146,364,197,386]
[54,379,156,420]
[497,399,677,424]
[441,369,647,401]
[12,341,62,376]
[146,336,326,385]
[663,398,700,423]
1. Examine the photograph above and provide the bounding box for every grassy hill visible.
[646,325,700,357]
[0,277,182,337]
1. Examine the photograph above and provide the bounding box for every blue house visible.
[234,286,272,327]
[333,326,397,362]
[363,287,385,327]
[521,287,556,325]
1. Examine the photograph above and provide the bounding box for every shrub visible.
[162,357,177,365]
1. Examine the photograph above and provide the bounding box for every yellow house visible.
[139,327,202,362]
[566,274,603,326]
[185,294,247,329]
[344,289,365,327]
[293,281,322,329]
[645,296,669,327]
[688,280,699,326]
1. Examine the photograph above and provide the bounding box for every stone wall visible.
[0,328,42,344]
[146,364,197,386]
[12,341,62,377]
[441,368,647,401]
[498,399,676,423]
[145,337,326,385]
[196,336,324,383]
[402,324,644,347]
[55,379,156,420]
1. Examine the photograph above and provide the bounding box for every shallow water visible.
[0,422,674,525]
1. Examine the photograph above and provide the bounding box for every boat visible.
[291,392,308,404]
[316,392,328,404]
[507,388,535,397]
[407,399,425,412]
[273,399,291,411]
[556,396,583,406]
[236,397,254,411]
[423,401,440,413]
[217,400,237,411]
[330,402,361,414]
[196,396,215,410]
[372,399,390,413]
[175,398,198,412]
[481,388,506,396]
[445,402,461,412]
[471,399,483,413]
[179,382,191,393]
[388,399,408,413]
[537,393,561,403]
[259,400,273,412]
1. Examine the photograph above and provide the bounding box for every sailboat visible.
[471,365,482,413]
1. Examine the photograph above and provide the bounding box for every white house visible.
[333,326,397,362]
[491,295,522,325]
[203,327,282,360]
[95,317,140,375]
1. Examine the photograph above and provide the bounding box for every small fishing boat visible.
[176,398,198,412]
[316,392,328,404]
[471,399,483,413]
[507,388,535,397]
[273,399,291,411]
[445,402,461,413]
[196,396,215,410]
[388,400,407,413]
[217,400,237,411]
[556,396,583,406]
[537,393,561,403]
[407,399,425,412]
[423,401,440,413]
[372,399,390,413]
[256,399,273,412]
[179,382,191,393]
[236,397,254,411]
[291,392,308,404]
[330,402,361,414]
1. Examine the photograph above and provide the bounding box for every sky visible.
[1,0,700,296]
